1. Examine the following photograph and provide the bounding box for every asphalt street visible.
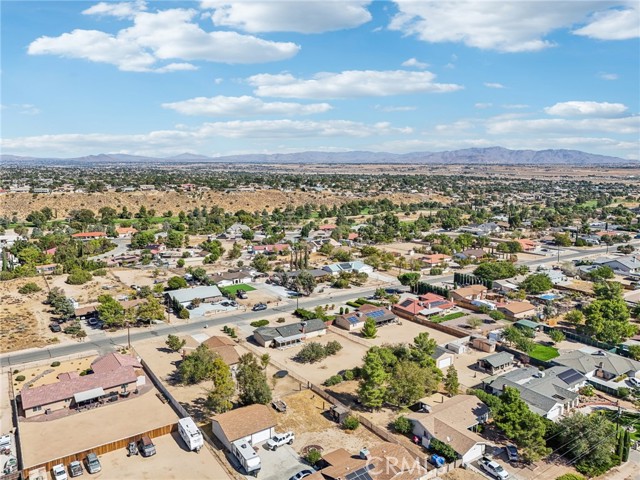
[2,240,637,368]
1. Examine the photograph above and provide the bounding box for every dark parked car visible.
[506,445,519,462]
[252,303,267,311]
[138,436,156,457]
[49,323,62,333]
[69,461,83,477]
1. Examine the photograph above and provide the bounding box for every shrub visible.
[343,370,355,381]
[18,282,42,294]
[394,416,412,434]
[297,342,327,363]
[92,268,107,276]
[67,269,92,285]
[294,308,316,320]
[277,317,286,323]
[178,308,190,319]
[489,310,505,321]
[430,268,443,275]
[555,475,586,480]
[324,340,343,355]
[305,448,322,466]
[15,375,26,382]
[342,415,360,430]
[429,438,457,462]
[250,319,270,328]
[50,361,61,367]
[617,387,630,399]
[325,375,344,386]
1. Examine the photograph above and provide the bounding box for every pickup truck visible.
[266,431,294,450]
[479,457,509,479]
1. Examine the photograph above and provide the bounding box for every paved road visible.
[0,285,388,367]
[91,237,130,260]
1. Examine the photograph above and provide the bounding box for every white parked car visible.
[628,377,640,388]
[266,431,294,450]
[480,458,509,479]
[52,464,68,480]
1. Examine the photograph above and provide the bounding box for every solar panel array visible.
[400,299,413,307]
[366,310,385,318]
[557,369,583,385]
[347,315,360,324]
[345,464,374,480]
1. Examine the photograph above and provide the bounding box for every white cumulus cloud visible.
[201,0,372,33]
[401,57,429,69]
[248,70,462,99]
[162,95,332,116]
[544,101,628,117]
[389,1,636,52]
[484,82,505,89]
[28,7,300,72]
[573,5,640,40]
[486,116,639,135]
[82,0,147,18]
[598,72,619,80]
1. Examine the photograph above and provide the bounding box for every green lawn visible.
[579,200,598,208]
[220,284,256,294]
[599,410,640,441]
[528,344,560,361]
[430,312,466,324]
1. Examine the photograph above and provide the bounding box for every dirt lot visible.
[47,271,129,305]
[79,431,234,480]
[134,335,302,424]
[20,385,178,469]
[442,468,486,480]
[0,277,60,353]
[263,332,369,386]
[12,356,94,390]
[275,390,380,456]
[358,321,459,349]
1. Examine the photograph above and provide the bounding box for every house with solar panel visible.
[392,293,455,320]
[253,318,327,348]
[482,365,586,420]
[322,261,374,275]
[334,304,397,331]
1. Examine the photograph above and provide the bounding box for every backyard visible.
[430,312,466,324]
[528,343,560,362]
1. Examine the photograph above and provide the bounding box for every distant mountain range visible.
[0,147,633,166]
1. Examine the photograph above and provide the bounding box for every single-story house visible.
[498,301,536,320]
[514,319,542,332]
[483,366,586,420]
[451,285,487,303]
[516,239,538,252]
[253,318,327,348]
[594,255,640,275]
[226,223,250,239]
[492,279,519,293]
[211,404,276,452]
[35,263,58,274]
[106,254,140,267]
[318,224,337,231]
[460,222,501,236]
[432,346,455,370]
[407,395,489,463]
[201,336,241,369]
[19,353,143,418]
[392,293,454,319]
[249,243,290,255]
[477,352,514,374]
[455,248,488,261]
[334,304,396,331]
[209,270,253,287]
[285,269,330,280]
[553,348,640,392]
[322,261,374,275]
[318,442,428,480]
[71,232,107,240]
[165,285,223,308]
[115,227,137,238]
[421,254,451,267]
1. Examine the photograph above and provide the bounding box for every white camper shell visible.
[178,417,204,452]
[232,439,261,477]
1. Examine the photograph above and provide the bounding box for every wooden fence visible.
[23,423,177,477]
[410,315,469,339]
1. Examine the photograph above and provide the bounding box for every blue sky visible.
[1,0,639,159]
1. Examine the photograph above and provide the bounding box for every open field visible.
[0,190,432,220]
[359,321,459,348]
[0,277,60,352]
[19,385,178,468]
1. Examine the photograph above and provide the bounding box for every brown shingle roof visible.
[501,301,535,314]
[91,352,142,374]
[202,336,237,349]
[211,404,275,442]
[20,367,137,410]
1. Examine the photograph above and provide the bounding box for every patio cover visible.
[73,387,105,403]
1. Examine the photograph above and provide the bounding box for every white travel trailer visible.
[232,439,261,476]
[178,417,204,452]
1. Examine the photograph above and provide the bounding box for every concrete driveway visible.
[252,443,309,480]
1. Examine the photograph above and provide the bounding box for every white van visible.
[178,417,204,452]
[232,439,261,477]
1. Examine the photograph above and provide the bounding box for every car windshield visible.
[495,465,504,472]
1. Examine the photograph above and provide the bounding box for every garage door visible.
[251,428,272,445]
[438,357,453,369]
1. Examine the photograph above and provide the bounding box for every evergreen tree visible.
[444,365,460,397]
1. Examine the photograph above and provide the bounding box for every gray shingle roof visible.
[481,352,514,368]
[254,318,327,341]
[553,349,640,377]
[166,285,222,304]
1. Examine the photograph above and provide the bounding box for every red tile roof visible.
[319,224,337,230]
